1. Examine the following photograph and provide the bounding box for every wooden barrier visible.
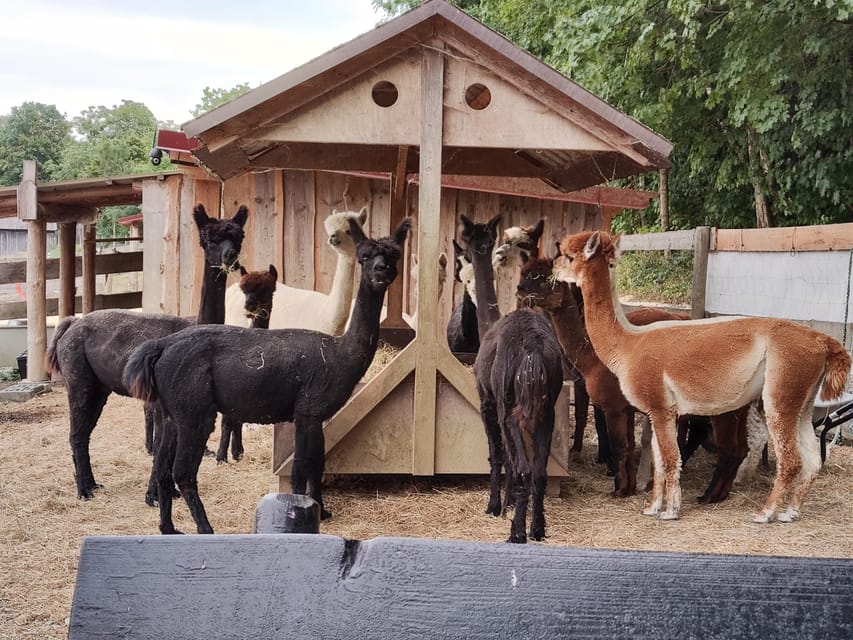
[68,535,853,639]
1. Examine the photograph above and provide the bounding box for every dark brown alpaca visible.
[45,204,248,500]
[217,265,278,462]
[123,219,411,534]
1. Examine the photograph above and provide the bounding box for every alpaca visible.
[224,208,368,335]
[446,239,480,353]
[473,307,564,543]
[553,231,851,522]
[123,218,412,534]
[216,264,278,463]
[492,219,545,270]
[45,204,248,500]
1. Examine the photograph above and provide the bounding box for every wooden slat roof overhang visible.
[183,0,672,192]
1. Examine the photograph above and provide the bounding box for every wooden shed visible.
[181,0,672,489]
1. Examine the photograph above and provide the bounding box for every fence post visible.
[691,226,711,319]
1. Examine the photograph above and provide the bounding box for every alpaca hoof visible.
[203,447,216,458]
[160,526,184,535]
[485,503,502,517]
[320,508,332,520]
[145,493,158,507]
[507,533,527,544]
[658,510,680,521]
[642,506,660,516]
[529,528,545,541]
[777,508,800,523]
[751,512,772,524]
[610,488,632,499]
[232,448,244,461]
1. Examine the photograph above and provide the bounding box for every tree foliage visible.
[0,102,70,186]
[375,0,852,229]
[192,83,252,118]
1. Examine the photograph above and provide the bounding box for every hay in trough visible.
[1,382,852,639]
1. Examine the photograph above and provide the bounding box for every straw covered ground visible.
[2,382,852,639]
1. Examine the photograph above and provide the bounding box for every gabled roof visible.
[184,0,671,191]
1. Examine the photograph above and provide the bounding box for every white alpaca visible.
[225,208,368,335]
[405,251,448,329]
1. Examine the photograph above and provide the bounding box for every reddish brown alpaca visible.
[555,231,851,522]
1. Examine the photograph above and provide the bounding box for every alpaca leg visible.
[479,397,504,517]
[293,418,331,519]
[172,416,216,534]
[636,414,653,492]
[778,413,822,522]
[735,401,768,484]
[571,379,589,453]
[593,405,612,470]
[699,408,748,504]
[144,405,180,506]
[753,408,802,524]
[69,384,110,499]
[230,421,244,462]
[529,416,555,541]
[645,412,681,520]
[644,433,665,515]
[306,420,331,520]
[154,421,180,535]
[215,415,231,463]
[144,405,156,455]
[605,410,632,498]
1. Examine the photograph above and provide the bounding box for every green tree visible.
[376,0,853,229]
[192,83,252,118]
[0,102,71,186]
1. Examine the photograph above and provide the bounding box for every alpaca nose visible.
[222,246,237,264]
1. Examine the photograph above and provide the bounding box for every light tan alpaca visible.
[225,208,367,335]
[553,230,851,523]
[406,251,448,329]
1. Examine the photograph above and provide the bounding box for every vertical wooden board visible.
[273,170,286,278]
[25,219,47,380]
[141,181,167,312]
[160,176,183,316]
[314,172,349,294]
[434,373,489,474]
[540,199,564,259]
[178,175,200,317]
[57,222,76,319]
[437,189,459,334]
[16,160,38,221]
[251,171,278,272]
[282,170,316,290]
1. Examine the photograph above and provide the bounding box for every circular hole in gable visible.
[465,83,491,110]
[371,81,399,108]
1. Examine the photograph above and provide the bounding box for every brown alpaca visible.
[554,231,851,522]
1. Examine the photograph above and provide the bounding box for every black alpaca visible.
[123,218,411,534]
[45,204,248,500]
[216,264,278,463]
[446,239,480,353]
[474,308,564,543]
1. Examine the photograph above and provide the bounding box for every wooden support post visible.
[691,226,711,319]
[82,224,96,314]
[58,222,76,319]
[411,47,445,477]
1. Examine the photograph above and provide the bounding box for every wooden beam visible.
[381,146,410,329]
[0,251,144,285]
[16,161,38,221]
[411,46,445,477]
[25,218,47,380]
[82,225,96,314]
[715,223,853,252]
[619,229,697,252]
[436,347,478,409]
[690,226,711,319]
[0,292,143,322]
[58,223,76,319]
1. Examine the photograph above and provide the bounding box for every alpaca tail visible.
[122,340,164,403]
[512,351,549,431]
[820,336,852,401]
[44,316,76,375]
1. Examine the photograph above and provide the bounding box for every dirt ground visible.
[1,382,852,639]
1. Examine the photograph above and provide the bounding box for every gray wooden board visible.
[68,534,853,640]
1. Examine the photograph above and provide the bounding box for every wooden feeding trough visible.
[182,0,672,489]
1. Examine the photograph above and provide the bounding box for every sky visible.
[0,0,384,127]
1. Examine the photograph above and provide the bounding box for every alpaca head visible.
[492,219,545,269]
[352,217,412,293]
[410,251,448,301]
[459,213,502,263]
[239,264,278,320]
[516,256,568,311]
[325,207,369,257]
[553,230,620,288]
[192,204,248,275]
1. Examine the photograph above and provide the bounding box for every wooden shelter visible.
[182,0,671,488]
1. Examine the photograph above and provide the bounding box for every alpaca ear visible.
[192,204,211,229]
[452,239,464,257]
[459,215,475,241]
[348,217,367,245]
[584,231,601,260]
[232,205,249,228]
[358,207,368,226]
[530,219,545,242]
[392,218,412,247]
[486,213,503,238]
[552,241,561,260]
[268,264,278,281]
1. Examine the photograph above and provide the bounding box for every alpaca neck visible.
[197,264,229,324]
[461,290,479,337]
[576,263,634,375]
[340,277,387,377]
[251,309,271,330]
[543,292,601,376]
[326,253,357,328]
[470,252,500,336]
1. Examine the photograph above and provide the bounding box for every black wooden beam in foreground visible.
[68,534,853,640]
